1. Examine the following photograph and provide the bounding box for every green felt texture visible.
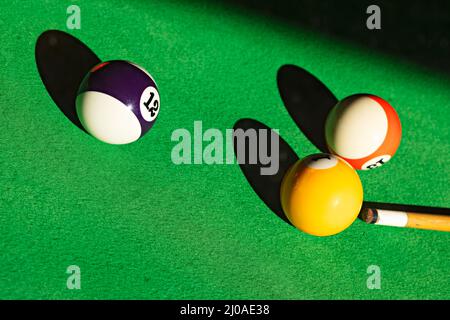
[1,0,449,299]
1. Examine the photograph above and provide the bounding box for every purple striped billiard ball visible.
[76,60,160,144]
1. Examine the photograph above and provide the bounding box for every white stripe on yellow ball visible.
[306,154,338,169]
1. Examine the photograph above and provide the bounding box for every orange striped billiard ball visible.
[280,154,364,237]
[325,94,402,170]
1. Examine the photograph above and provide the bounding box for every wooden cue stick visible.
[360,208,450,232]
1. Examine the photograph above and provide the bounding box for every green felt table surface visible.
[1,0,449,299]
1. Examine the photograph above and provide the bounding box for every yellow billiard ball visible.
[280,153,363,236]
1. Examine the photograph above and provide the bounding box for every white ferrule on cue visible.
[375,209,408,227]
[362,208,409,227]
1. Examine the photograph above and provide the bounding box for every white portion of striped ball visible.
[76,91,142,145]
[327,96,388,159]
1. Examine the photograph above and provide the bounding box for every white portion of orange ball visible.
[325,94,402,170]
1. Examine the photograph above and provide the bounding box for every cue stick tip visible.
[359,207,378,224]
